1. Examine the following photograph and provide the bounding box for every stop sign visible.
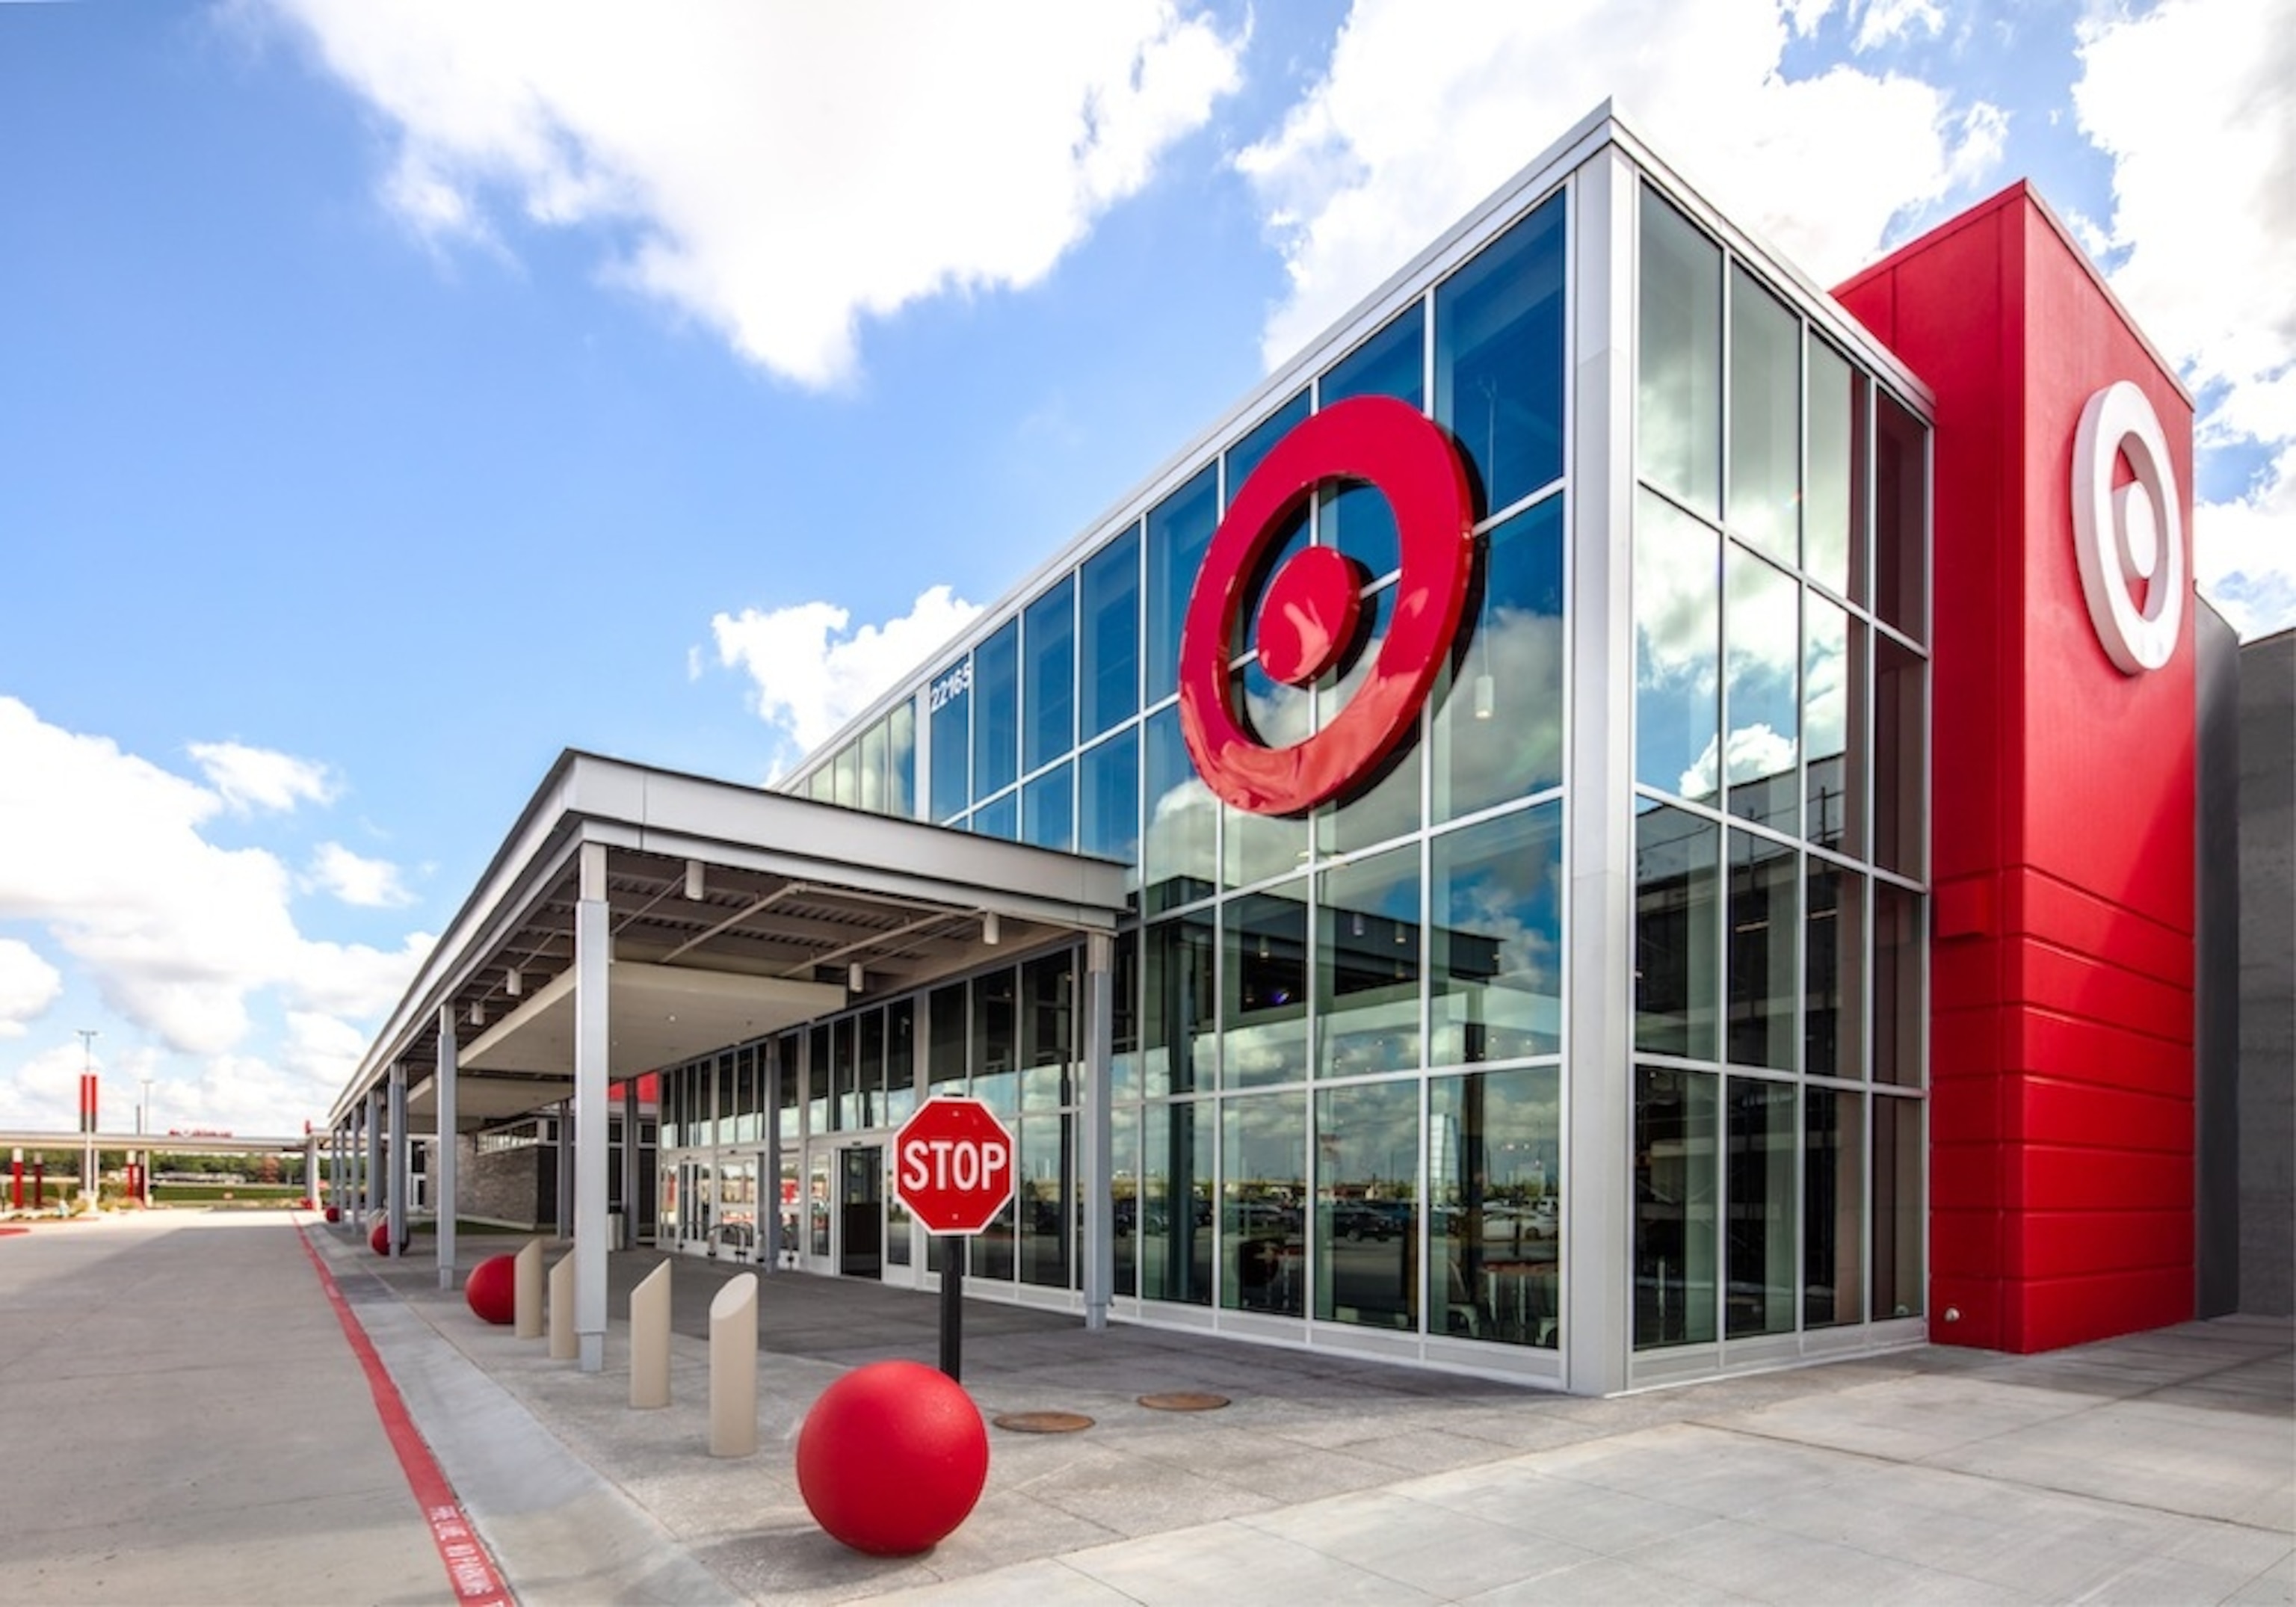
[893,1097,1015,1236]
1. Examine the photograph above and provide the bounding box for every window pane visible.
[928,659,970,822]
[1226,650,1312,887]
[1874,392,1928,642]
[1314,582,1422,854]
[1635,1065,1718,1348]
[1022,762,1073,852]
[971,967,1017,1118]
[831,1017,856,1131]
[807,1025,830,1135]
[1431,1067,1561,1348]
[1871,1094,1924,1317]
[1078,727,1140,868]
[1635,804,1720,1060]
[969,790,1017,842]
[1431,803,1563,1065]
[1726,543,1799,832]
[1804,594,1865,855]
[1724,1076,1795,1337]
[1024,576,1075,773]
[886,700,916,820]
[860,720,888,814]
[1222,1092,1306,1316]
[1080,525,1140,738]
[1728,265,1800,561]
[1317,845,1422,1079]
[1806,863,1864,1082]
[1224,882,1307,1089]
[1018,1112,1070,1289]
[1226,390,1310,502]
[1314,304,1425,579]
[1437,194,1565,516]
[1433,496,1564,822]
[859,1010,884,1130]
[1022,951,1072,1114]
[1803,1085,1863,1328]
[1873,882,1923,1088]
[1145,464,1218,706]
[1314,1079,1419,1331]
[833,745,860,809]
[1144,913,1215,1098]
[1638,190,1722,516]
[885,998,916,1129]
[972,619,1019,802]
[1806,342,1862,599]
[1112,1105,1138,1298]
[928,985,966,1094]
[1635,492,1721,804]
[809,768,833,804]
[1143,704,1215,913]
[1874,634,1925,877]
[1141,1099,1214,1305]
[1726,830,1797,1072]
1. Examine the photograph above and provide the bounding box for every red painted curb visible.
[294,1226,514,1605]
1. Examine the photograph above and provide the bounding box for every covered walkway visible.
[325,750,1130,1370]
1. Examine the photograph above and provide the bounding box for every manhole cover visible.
[993,1410,1095,1434]
[1137,1391,1230,1412]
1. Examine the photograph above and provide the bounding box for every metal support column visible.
[436,1006,459,1290]
[387,1062,408,1256]
[573,840,611,1372]
[763,1036,781,1271]
[364,1089,383,1230]
[1081,931,1115,1331]
[1562,147,1635,1396]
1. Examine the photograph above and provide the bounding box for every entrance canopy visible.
[330,750,1131,1134]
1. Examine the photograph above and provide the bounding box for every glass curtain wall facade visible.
[663,130,1928,1389]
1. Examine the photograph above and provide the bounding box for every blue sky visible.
[1,0,2287,1136]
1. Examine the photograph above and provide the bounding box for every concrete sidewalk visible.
[0,1210,458,1606]
[321,1218,2294,1606]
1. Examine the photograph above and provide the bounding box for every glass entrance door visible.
[838,1146,883,1278]
[670,1157,710,1253]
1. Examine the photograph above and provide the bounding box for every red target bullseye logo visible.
[1179,395,1476,815]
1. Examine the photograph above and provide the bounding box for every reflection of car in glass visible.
[1335,1202,1406,1241]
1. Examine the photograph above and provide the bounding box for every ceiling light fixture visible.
[983,912,1000,946]
[505,967,522,997]
[684,860,706,901]
[849,962,865,993]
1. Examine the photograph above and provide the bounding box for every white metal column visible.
[387,1062,409,1254]
[1081,931,1114,1330]
[436,1005,459,1290]
[364,1088,383,1230]
[1563,146,1637,1397]
[573,840,611,1372]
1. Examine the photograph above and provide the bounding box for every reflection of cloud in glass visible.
[1804,608,1847,761]
[1437,606,1564,815]
[1679,722,1795,799]
[1635,536,1720,688]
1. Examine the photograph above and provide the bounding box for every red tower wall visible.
[1834,185,2197,1353]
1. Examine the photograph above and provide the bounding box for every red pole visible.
[32,1160,45,1209]
[9,1152,21,1211]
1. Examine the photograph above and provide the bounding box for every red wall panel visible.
[1835,184,2197,1354]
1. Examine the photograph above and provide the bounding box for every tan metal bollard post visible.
[630,1260,671,1410]
[514,1239,544,1340]
[548,1252,578,1360]
[708,1272,759,1458]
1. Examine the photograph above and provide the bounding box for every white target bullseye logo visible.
[2071,380,2184,675]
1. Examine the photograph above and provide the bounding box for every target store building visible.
[333,105,2277,1395]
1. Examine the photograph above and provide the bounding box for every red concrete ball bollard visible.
[324,1205,341,1224]
[465,1253,517,1325]
[368,1220,392,1256]
[796,1360,988,1556]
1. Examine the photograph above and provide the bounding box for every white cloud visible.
[307,842,416,909]
[0,698,433,1057]
[188,739,337,814]
[1235,0,2005,369]
[711,584,983,765]
[0,940,63,1040]
[246,0,1246,389]
[1679,722,1798,800]
[1852,0,1945,52]
[2074,0,2296,638]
